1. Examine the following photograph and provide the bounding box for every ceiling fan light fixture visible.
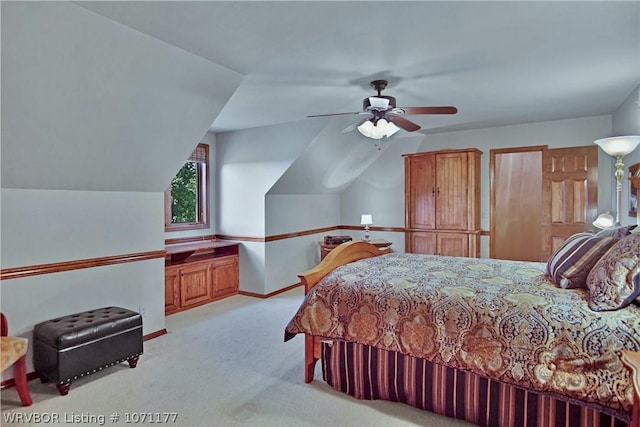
[377,119,400,137]
[357,118,400,140]
[357,120,380,139]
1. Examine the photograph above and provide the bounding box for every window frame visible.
[164,143,210,232]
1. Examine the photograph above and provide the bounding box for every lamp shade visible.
[376,119,400,138]
[357,118,400,140]
[592,211,615,229]
[594,136,640,157]
[360,214,373,225]
[357,120,380,139]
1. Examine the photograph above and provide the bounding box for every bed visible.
[285,240,640,427]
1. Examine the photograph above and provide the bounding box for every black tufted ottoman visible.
[33,307,143,396]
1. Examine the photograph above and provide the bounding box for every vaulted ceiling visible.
[79,1,639,134]
[2,1,638,192]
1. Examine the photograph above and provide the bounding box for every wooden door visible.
[164,266,181,314]
[491,147,545,261]
[180,261,212,307]
[212,257,239,297]
[543,146,598,259]
[437,233,469,257]
[436,153,468,230]
[405,154,436,229]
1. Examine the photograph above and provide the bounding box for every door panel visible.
[180,262,212,307]
[408,232,437,254]
[436,153,468,230]
[491,148,544,261]
[544,146,598,257]
[164,266,180,314]
[437,233,468,257]
[407,155,436,229]
[212,258,238,297]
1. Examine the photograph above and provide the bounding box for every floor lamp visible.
[594,136,640,225]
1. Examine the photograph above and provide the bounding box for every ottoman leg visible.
[56,381,71,396]
[128,356,139,368]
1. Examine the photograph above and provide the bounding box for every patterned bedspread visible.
[285,253,640,412]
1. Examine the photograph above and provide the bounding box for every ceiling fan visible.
[307,79,457,138]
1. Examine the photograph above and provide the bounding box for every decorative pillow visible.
[586,233,640,311]
[546,232,616,289]
[594,224,637,239]
[545,232,591,276]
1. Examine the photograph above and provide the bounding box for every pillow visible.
[586,233,640,311]
[545,232,591,276]
[594,224,637,239]
[546,232,616,289]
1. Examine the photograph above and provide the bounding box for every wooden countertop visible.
[165,240,239,265]
[165,240,239,255]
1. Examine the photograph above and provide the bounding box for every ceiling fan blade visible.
[307,111,364,118]
[398,106,458,115]
[388,115,421,132]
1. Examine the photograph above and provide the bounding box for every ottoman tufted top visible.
[33,307,142,350]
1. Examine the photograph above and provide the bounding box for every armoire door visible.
[406,153,436,229]
[436,152,468,230]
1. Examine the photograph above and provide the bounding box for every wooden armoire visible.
[404,148,482,257]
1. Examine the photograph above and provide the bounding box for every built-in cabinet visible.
[164,241,239,315]
[404,149,482,257]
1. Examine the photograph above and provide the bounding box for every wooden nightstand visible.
[319,239,392,260]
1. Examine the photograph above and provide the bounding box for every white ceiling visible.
[78,1,640,136]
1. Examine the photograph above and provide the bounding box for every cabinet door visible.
[165,266,181,314]
[180,261,213,307]
[406,154,436,229]
[212,257,239,297]
[437,233,469,257]
[436,152,468,230]
[407,232,437,254]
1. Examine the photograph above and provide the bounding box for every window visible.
[164,143,209,231]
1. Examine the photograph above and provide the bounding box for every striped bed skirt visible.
[321,340,630,427]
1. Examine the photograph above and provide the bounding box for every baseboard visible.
[143,328,167,341]
[238,282,302,299]
[1,328,168,390]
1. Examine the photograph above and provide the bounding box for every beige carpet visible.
[1,288,472,426]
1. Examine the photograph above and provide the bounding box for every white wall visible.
[340,115,613,258]
[340,133,424,227]
[220,114,620,294]
[611,85,640,226]
[0,189,165,379]
[215,121,326,293]
[0,2,241,381]
[1,2,241,193]
[264,195,340,294]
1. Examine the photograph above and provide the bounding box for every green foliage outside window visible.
[170,161,198,223]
